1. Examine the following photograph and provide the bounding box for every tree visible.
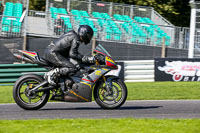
[99,0,190,27]
[29,0,46,11]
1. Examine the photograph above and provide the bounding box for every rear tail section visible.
[13,50,50,67]
[13,50,37,64]
[13,53,35,64]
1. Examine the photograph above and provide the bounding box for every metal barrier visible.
[0,0,191,50]
[48,0,172,26]
[0,0,28,37]
[45,0,189,49]
[27,10,53,37]
[0,64,47,86]
[0,15,23,37]
[90,1,111,15]
[28,10,46,18]
[124,60,154,82]
[46,12,190,49]
[0,60,154,85]
[151,10,173,26]
[0,0,195,54]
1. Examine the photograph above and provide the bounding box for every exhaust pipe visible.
[13,53,35,64]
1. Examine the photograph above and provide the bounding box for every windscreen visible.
[95,44,111,57]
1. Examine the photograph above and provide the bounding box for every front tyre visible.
[94,77,127,109]
[13,74,50,110]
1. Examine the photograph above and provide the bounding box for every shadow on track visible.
[118,106,162,110]
[41,106,162,111]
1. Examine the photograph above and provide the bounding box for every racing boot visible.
[44,68,60,86]
[59,67,76,93]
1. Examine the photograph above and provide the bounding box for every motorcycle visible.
[12,44,127,110]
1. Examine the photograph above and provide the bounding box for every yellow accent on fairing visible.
[80,81,92,88]
[23,52,35,57]
[106,56,115,64]
[69,90,89,102]
[102,68,109,71]
[95,70,102,76]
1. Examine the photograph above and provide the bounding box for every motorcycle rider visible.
[44,25,95,86]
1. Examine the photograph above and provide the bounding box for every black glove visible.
[94,54,100,62]
[94,54,105,64]
[82,56,96,64]
[75,64,81,70]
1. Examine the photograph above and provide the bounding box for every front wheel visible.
[13,74,50,110]
[94,77,127,109]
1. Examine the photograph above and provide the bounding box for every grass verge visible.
[1,81,200,103]
[0,118,200,133]
[0,86,14,103]
[126,82,200,100]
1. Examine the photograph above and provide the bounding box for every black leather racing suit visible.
[44,30,92,75]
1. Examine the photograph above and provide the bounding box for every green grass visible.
[0,86,14,103]
[126,82,200,100]
[1,83,200,133]
[0,118,200,133]
[1,82,200,104]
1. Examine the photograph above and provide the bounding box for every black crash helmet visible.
[78,25,94,44]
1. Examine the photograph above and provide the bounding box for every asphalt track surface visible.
[0,100,200,120]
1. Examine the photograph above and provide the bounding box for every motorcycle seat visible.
[35,53,53,67]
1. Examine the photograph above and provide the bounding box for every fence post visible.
[67,0,70,13]
[92,37,96,56]
[122,5,125,15]
[161,37,166,58]
[188,0,196,58]
[2,0,4,6]
[88,0,91,15]
[45,0,49,14]
[130,5,133,19]
[151,7,154,20]
[23,0,29,52]
[109,2,113,16]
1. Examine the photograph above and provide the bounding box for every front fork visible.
[95,61,114,95]
[102,76,114,95]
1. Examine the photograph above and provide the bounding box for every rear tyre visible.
[13,74,50,110]
[94,77,127,109]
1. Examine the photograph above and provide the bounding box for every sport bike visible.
[13,44,127,110]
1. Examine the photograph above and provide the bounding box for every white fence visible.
[124,60,154,82]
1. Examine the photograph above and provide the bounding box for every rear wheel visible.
[94,77,127,109]
[13,74,50,110]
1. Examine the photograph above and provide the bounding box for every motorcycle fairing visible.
[65,83,92,102]
[15,50,51,67]
[105,56,117,69]
[94,49,117,69]
[66,68,110,102]
[22,51,37,57]
[19,50,37,59]
[81,68,109,87]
